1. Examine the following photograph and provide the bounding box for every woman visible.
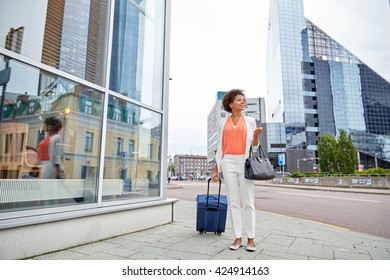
[27,117,64,179]
[211,89,262,252]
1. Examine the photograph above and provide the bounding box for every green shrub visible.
[360,168,390,175]
[290,172,304,178]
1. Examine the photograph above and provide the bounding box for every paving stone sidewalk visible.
[31,199,390,260]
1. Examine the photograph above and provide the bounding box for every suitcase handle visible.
[206,178,222,209]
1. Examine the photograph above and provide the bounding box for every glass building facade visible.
[0,0,171,259]
[266,0,390,171]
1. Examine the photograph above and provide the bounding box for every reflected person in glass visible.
[27,117,64,179]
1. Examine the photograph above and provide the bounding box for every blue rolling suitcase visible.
[196,178,228,234]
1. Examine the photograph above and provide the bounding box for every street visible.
[166,180,390,239]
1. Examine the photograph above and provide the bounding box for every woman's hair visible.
[222,89,246,113]
[44,116,63,133]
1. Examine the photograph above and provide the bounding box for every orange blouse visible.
[38,136,51,161]
[222,117,247,155]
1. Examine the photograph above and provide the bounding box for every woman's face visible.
[45,124,54,134]
[230,94,247,112]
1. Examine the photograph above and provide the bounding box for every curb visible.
[257,182,390,195]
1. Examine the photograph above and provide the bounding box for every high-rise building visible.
[41,0,109,86]
[207,91,266,171]
[266,0,390,172]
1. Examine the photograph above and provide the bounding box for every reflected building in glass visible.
[0,0,171,259]
[266,0,390,172]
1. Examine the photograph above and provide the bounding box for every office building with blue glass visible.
[266,0,390,172]
[0,0,172,259]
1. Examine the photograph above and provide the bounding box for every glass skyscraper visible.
[266,0,390,172]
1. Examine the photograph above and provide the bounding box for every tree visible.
[168,164,175,176]
[317,134,337,173]
[335,129,358,174]
[317,129,358,174]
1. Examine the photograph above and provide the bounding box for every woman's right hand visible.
[26,145,37,152]
[211,172,219,182]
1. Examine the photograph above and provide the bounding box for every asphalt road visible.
[166,180,390,239]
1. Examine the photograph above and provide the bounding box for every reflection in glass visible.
[110,0,165,109]
[0,0,167,218]
[103,96,162,201]
[0,0,110,86]
[0,57,104,212]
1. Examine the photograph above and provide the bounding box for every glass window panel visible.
[103,95,162,200]
[109,0,165,109]
[0,0,110,86]
[0,57,104,213]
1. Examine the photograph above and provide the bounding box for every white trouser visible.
[221,154,255,239]
[40,160,57,179]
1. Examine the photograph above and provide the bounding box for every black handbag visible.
[244,145,275,180]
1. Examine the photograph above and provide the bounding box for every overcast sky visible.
[167,0,390,157]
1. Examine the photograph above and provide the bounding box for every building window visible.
[85,132,93,152]
[115,137,123,155]
[28,102,35,114]
[109,0,165,109]
[84,100,93,115]
[128,140,135,157]
[0,63,105,211]
[104,98,162,201]
[270,143,287,148]
[113,108,122,122]
[148,144,153,159]
[128,111,135,125]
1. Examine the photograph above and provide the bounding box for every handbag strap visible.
[249,144,267,158]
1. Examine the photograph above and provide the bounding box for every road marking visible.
[276,191,381,203]
[310,220,350,230]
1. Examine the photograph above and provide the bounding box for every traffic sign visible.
[278,153,285,165]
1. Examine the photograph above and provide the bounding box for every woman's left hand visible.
[253,127,262,137]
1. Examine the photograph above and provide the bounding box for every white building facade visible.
[173,154,208,179]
